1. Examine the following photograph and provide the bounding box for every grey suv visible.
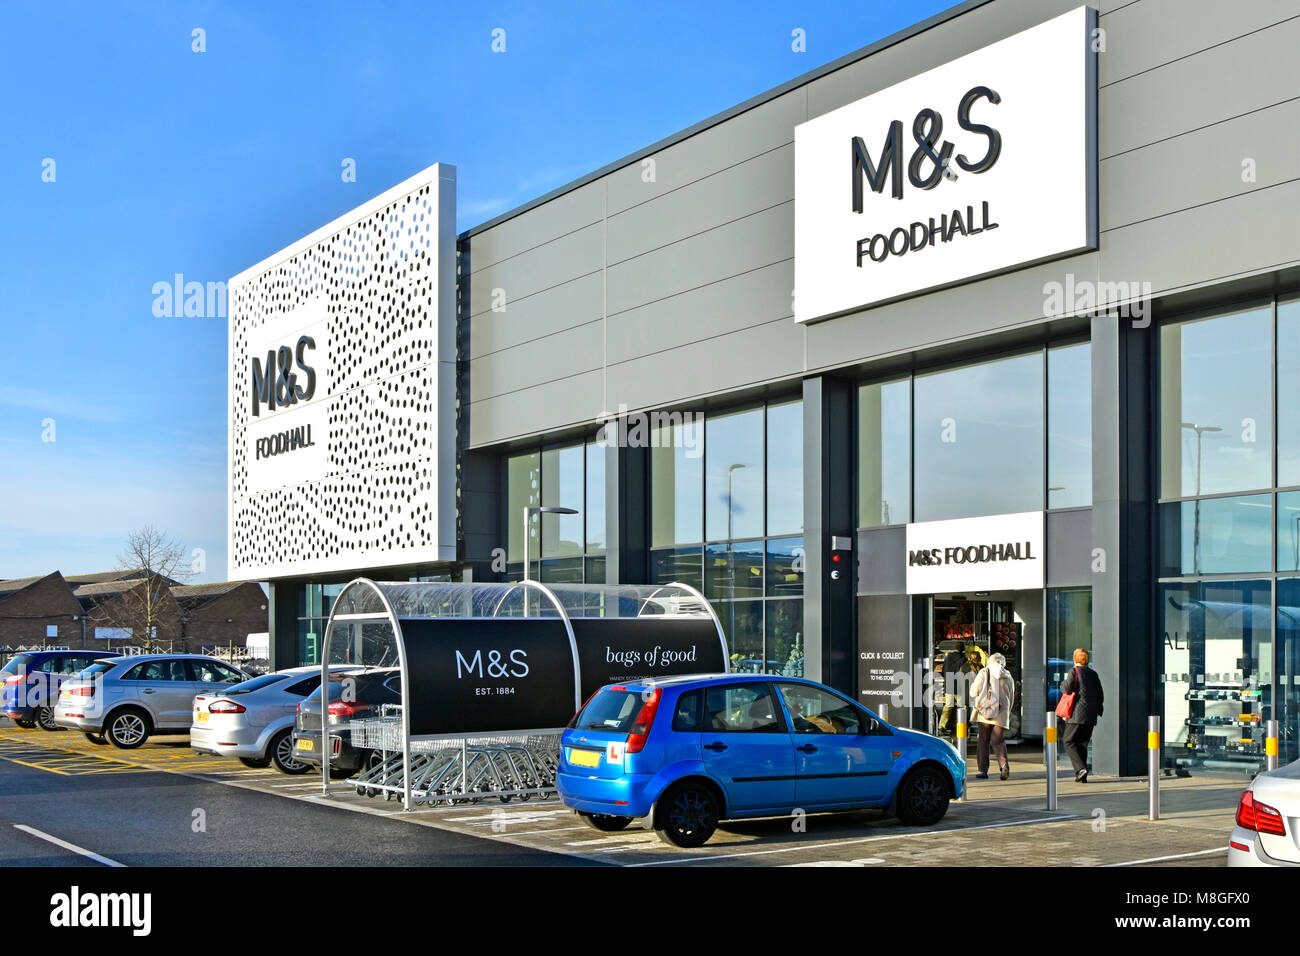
[54,654,250,748]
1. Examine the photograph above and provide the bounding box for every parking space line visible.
[13,824,126,867]
[1105,847,1228,867]
[624,814,1080,866]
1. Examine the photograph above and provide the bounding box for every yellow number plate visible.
[297,738,314,752]
[570,748,601,768]
[196,712,209,723]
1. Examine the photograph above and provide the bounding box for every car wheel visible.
[655,781,720,848]
[14,718,35,729]
[106,708,151,749]
[35,707,60,731]
[239,756,272,769]
[84,732,109,746]
[579,812,632,833]
[896,765,951,826]
[270,729,311,775]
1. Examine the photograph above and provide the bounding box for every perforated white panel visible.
[228,164,457,580]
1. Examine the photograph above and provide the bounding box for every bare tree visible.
[103,526,191,651]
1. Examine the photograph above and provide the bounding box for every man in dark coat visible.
[938,642,968,737]
[1060,647,1104,782]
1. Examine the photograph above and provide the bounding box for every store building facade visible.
[230,0,1300,776]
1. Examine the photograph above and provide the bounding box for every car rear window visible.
[78,662,117,678]
[1,654,34,676]
[226,673,292,694]
[573,688,645,733]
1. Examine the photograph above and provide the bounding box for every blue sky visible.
[0,0,954,582]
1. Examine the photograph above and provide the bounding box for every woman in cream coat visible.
[969,652,1015,780]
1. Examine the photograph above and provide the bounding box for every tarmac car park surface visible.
[0,717,1241,868]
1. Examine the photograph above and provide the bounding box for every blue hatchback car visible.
[557,673,964,847]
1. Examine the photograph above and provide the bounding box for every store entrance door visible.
[926,593,1026,740]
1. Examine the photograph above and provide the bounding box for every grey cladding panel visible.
[1100,182,1300,298]
[1099,18,1300,159]
[804,251,1099,374]
[467,222,602,315]
[1046,509,1093,588]
[467,271,603,360]
[1100,100,1300,231]
[606,144,794,266]
[858,526,907,595]
[606,259,793,366]
[468,370,606,447]
[604,90,805,215]
[606,202,793,316]
[466,183,604,274]
[607,317,805,412]
[1099,0,1300,86]
[468,321,604,400]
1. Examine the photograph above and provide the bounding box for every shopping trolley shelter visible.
[316,579,727,809]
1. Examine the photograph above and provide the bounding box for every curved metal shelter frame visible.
[319,578,726,809]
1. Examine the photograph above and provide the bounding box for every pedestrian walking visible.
[969,651,1015,780]
[1059,647,1104,782]
[938,642,969,737]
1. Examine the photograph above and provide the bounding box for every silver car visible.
[54,654,249,749]
[189,665,354,774]
[1228,757,1300,867]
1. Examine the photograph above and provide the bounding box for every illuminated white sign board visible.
[905,511,1045,594]
[794,6,1097,322]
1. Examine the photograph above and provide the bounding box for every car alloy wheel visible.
[35,707,59,731]
[656,782,719,848]
[271,729,310,775]
[897,766,950,826]
[107,711,149,749]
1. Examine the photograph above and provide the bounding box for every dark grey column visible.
[803,375,857,695]
[268,581,297,671]
[608,440,649,585]
[461,448,502,581]
[1091,314,1156,777]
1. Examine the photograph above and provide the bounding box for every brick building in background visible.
[0,570,267,655]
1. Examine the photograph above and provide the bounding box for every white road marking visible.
[625,814,1079,866]
[13,824,125,867]
[1105,847,1229,867]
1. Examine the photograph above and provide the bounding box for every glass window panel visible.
[584,555,607,585]
[1279,578,1300,766]
[1047,343,1092,509]
[717,601,764,674]
[507,452,540,563]
[1160,579,1272,773]
[913,353,1044,521]
[858,379,911,528]
[766,599,804,676]
[1280,491,1300,574]
[766,400,803,536]
[586,443,606,553]
[1280,298,1300,487]
[651,421,704,547]
[765,537,805,597]
[650,547,703,592]
[1046,588,1092,712]
[705,407,764,542]
[541,444,584,557]
[1159,305,1273,498]
[704,540,764,601]
[1158,494,1273,576]
[539,557,584,585]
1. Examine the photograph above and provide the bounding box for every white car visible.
[1228,757,1300,867]
[189,665,355,774]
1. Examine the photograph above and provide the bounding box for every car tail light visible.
[207,699,246,714]
[328,701,366,716]
[70,686,95,697]
[1236,790,1286,836]
[3,675,22,685]
[625,688,662,754]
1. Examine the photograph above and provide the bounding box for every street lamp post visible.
[1180,422,1222,575]
[726,463,747,669]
